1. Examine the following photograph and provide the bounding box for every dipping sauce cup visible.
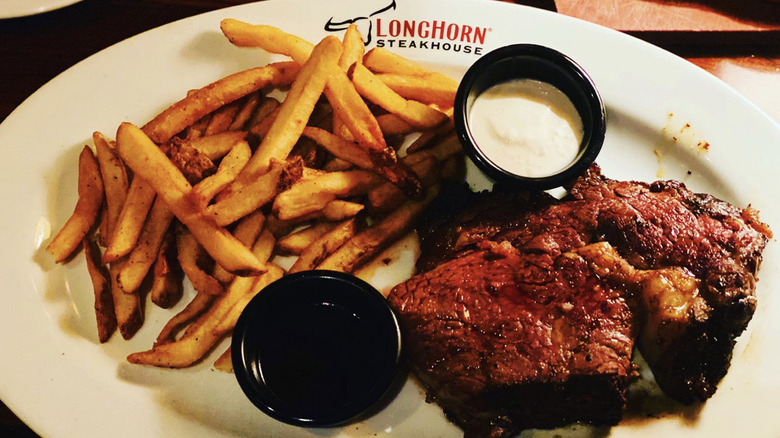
[231,270,402,428]
[454,44,606,190]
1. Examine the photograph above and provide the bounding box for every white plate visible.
[0,0,83,19]
[1,0,779,437]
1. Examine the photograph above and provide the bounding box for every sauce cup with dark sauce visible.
[231,270,402,428]
[454,44,606,191]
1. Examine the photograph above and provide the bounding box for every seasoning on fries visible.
[46,146,104,263]
[45,20,462,369]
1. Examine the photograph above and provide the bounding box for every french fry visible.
[275,221,336,255]
[362,46,431,76]
[332,118,354,141]
[221,19,396,167]
[309,99,336,128]
[116,122,266,275]
[83,236,117,343]
[249,228,276,266]
[333,23,365,141]
[316,185,439,273]
[233,211,268,247]
[191,140,251,207]
[272,169,383,220]
[247,105,281,141]
[205,160,286,226]
[369,134,460,204]
[288,102,333,170]
[93,132,128,245]
[350,62,448,129]
[289,101,333,168]
[109,260,144,340]
[323,157,355,172]
[406,119,454,154]
[325,68,395,164]
[182,88,210,139]
[264,214,304,238]
[299,166,329,181]
[154,292,215,347]
[234,36,342,181]
[102,177,156,263]
[212,211,266,283]
[364,46,460,90]
[213,347,233,372]
[116,197,175,293]
[339,23,365,71]
[301,126,373,169]
[46,146,104,263]
[405,131,463,163]
[98,203,110,248]
[322,199,365,221]
[265,199,362,225]
[183,131,247,161]
[142,61,299,144]
[376,73,457,108]
[228,91,262,131]
[376,113,415,137]
[176,227,224,296]
[185,111,211,140]
[220,19,314,65]
[204,99,241,136]
[149,231,183,309]
[289,217,361,273]
[246,96,281,134]
[368,156,439,213]
[373,160,423,199]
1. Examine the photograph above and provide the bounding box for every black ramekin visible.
[454,44,606,190]
[231,270,401,428]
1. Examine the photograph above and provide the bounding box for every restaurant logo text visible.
[375,18,489,55]
[322,1,490,55]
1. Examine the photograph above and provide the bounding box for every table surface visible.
[1,0,779,436]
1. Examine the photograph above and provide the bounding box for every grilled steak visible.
[567,167,770,403]
[388,165,771,436]
[390,242,638,437]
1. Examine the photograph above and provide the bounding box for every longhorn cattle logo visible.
[324,0,396,45]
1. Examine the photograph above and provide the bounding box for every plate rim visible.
[0,0,84,19]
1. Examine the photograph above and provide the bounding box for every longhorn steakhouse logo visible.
[324,0,489,55]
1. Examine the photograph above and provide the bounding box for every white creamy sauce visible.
[469,79,584,177]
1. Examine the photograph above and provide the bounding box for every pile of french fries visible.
[45,20,464,370]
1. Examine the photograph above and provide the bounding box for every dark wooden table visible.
[1,0,779,436]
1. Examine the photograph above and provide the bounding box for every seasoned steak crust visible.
[389,242,637,437]
[391,164,771,436]
[568,166,770,403]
